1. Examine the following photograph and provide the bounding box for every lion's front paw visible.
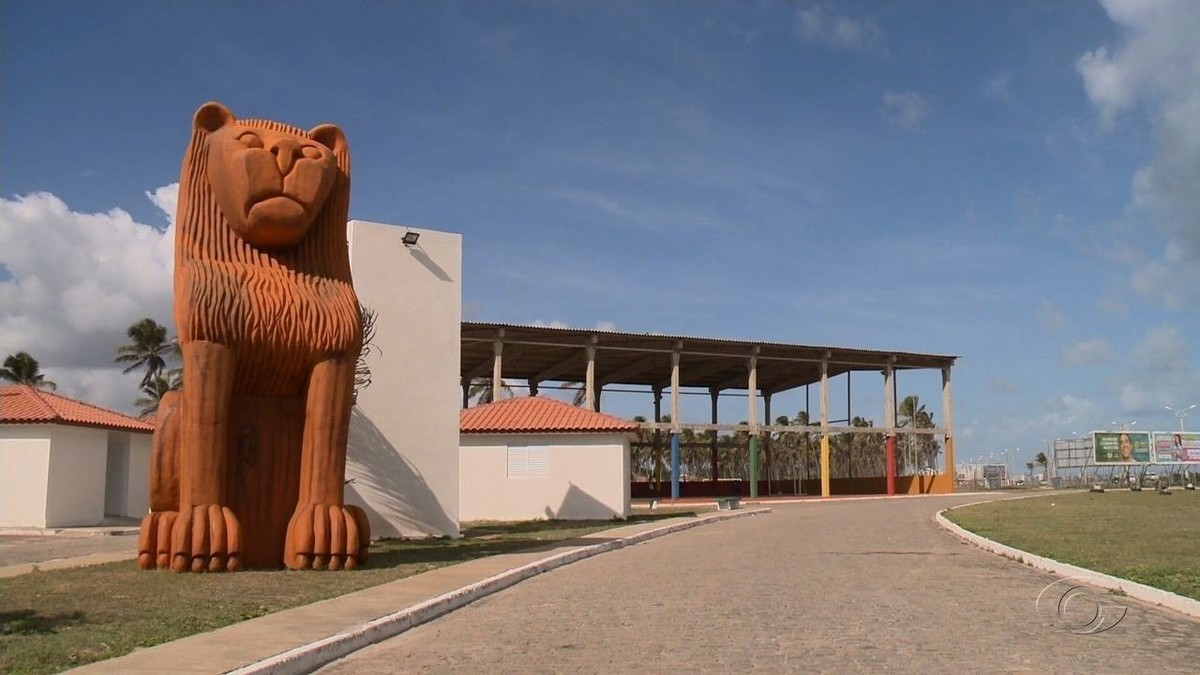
[138,511,179,570]
[285,504,370,571]
[166,504,241,573]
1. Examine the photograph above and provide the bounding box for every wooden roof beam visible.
[531,350,587,383]
[599,353,663,386]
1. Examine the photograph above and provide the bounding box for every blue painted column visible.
[749,435,759,498]
[670,432,681,500]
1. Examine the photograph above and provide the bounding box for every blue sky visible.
[2,1,1198,471]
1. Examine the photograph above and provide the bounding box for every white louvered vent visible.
[507,445,550,479]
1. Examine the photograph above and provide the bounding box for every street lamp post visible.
[1166,404,1196,432]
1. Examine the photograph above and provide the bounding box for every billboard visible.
[1092,431,1151,464]
[1152,431,1200,463]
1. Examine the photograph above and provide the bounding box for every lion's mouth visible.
[248,192,305,212]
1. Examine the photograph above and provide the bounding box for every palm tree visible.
[561,381,588,407]
[898,395,939,473]
[354,303,380,402]
[1035,452,1049,484]
[1025,461,1035,484]
[467,377,515,404]
[135,371,182,417]
[0,352,56,390]
[115,318,178,387]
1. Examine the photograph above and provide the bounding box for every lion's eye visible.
[237,132,264,149]
[301,146,323,160]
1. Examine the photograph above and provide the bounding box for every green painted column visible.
[749,435,759,498]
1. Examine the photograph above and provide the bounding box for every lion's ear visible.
[309,124,347,158]
[193,102,235,133]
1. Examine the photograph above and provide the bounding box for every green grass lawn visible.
[945,490,1200,601]
[0,512,699,675]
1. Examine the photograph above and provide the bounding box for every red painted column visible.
[886,435,897,496]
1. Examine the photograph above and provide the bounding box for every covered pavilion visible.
[460,322,958,498]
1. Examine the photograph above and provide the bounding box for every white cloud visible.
[988,378,1019,394]
[1061,338,1116,366]
[1096,293,1129,316]
[1132,325,1187,372]
[881,91,932,131]
[795,4,883,52]
[981,71,1014,103]
[1036,300,1069,332]
[1040,394,1101,430]
[1113,325,1199,415]
[1078,0,1200,303]
[0,186,177,412]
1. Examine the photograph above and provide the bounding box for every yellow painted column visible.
[820,354,830,497]
[820,435,831,497]
[942,365,955,493]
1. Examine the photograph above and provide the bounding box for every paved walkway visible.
[0,533,137,575]
[319,494,1200,673]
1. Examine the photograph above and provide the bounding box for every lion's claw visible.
[138,505,240,572]
[285,504,369,570]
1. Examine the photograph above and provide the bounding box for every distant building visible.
[0,385,154,528]
[459,396,639,521]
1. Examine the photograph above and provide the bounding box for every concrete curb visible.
[227,507,770,675]
[0,552,137,579]
[935,500,1200,620]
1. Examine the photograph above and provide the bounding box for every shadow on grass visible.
[1,609,85,636]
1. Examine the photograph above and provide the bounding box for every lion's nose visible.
[269,138,302,175]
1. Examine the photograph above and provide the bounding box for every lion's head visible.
[190,102,344,249]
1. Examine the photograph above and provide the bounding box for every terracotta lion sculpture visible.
[138,101,369,572]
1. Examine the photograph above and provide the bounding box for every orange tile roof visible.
[0,385,154,433]
[461,396,640,435]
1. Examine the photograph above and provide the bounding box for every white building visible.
[459,396,639,521]
[0,385,154,528]
[345,220,463,538]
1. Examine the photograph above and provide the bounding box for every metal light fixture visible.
[401,230,420,246]
[1165,404,1197,432]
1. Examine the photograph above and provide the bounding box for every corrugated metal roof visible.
[0,385,155,433]
[462,321,959,362]
[461,396,640,434]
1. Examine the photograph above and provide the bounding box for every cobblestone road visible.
[320,494,1200,673]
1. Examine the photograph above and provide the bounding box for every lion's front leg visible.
[285,355,370,570]
[166,340,242,572]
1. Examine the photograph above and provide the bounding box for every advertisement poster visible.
[1152,432,1200,463]
[1092,431,1151,464]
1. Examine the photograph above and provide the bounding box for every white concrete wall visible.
[346,220,462,537]
[45,425,108,527]
[124,433,152,518]
[104,432,130,516]
[104,431,152,518]
[459,433,632,522]
[0,425,52,528]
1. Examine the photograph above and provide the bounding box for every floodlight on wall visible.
[402,230,420,246]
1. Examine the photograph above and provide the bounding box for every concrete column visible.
[671,432,681,500]
[670,343,681,433]
[943,365,955,489]
[585,335,597,411]
[461,377,469,409]
[528,380,538,396]
[820,355,830,498]
[764,392,772,495]
[491,330,504,402]
[710,385,719,484]
[885,359,896,496]
[653,384,663,491]
[748,349,759,498]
